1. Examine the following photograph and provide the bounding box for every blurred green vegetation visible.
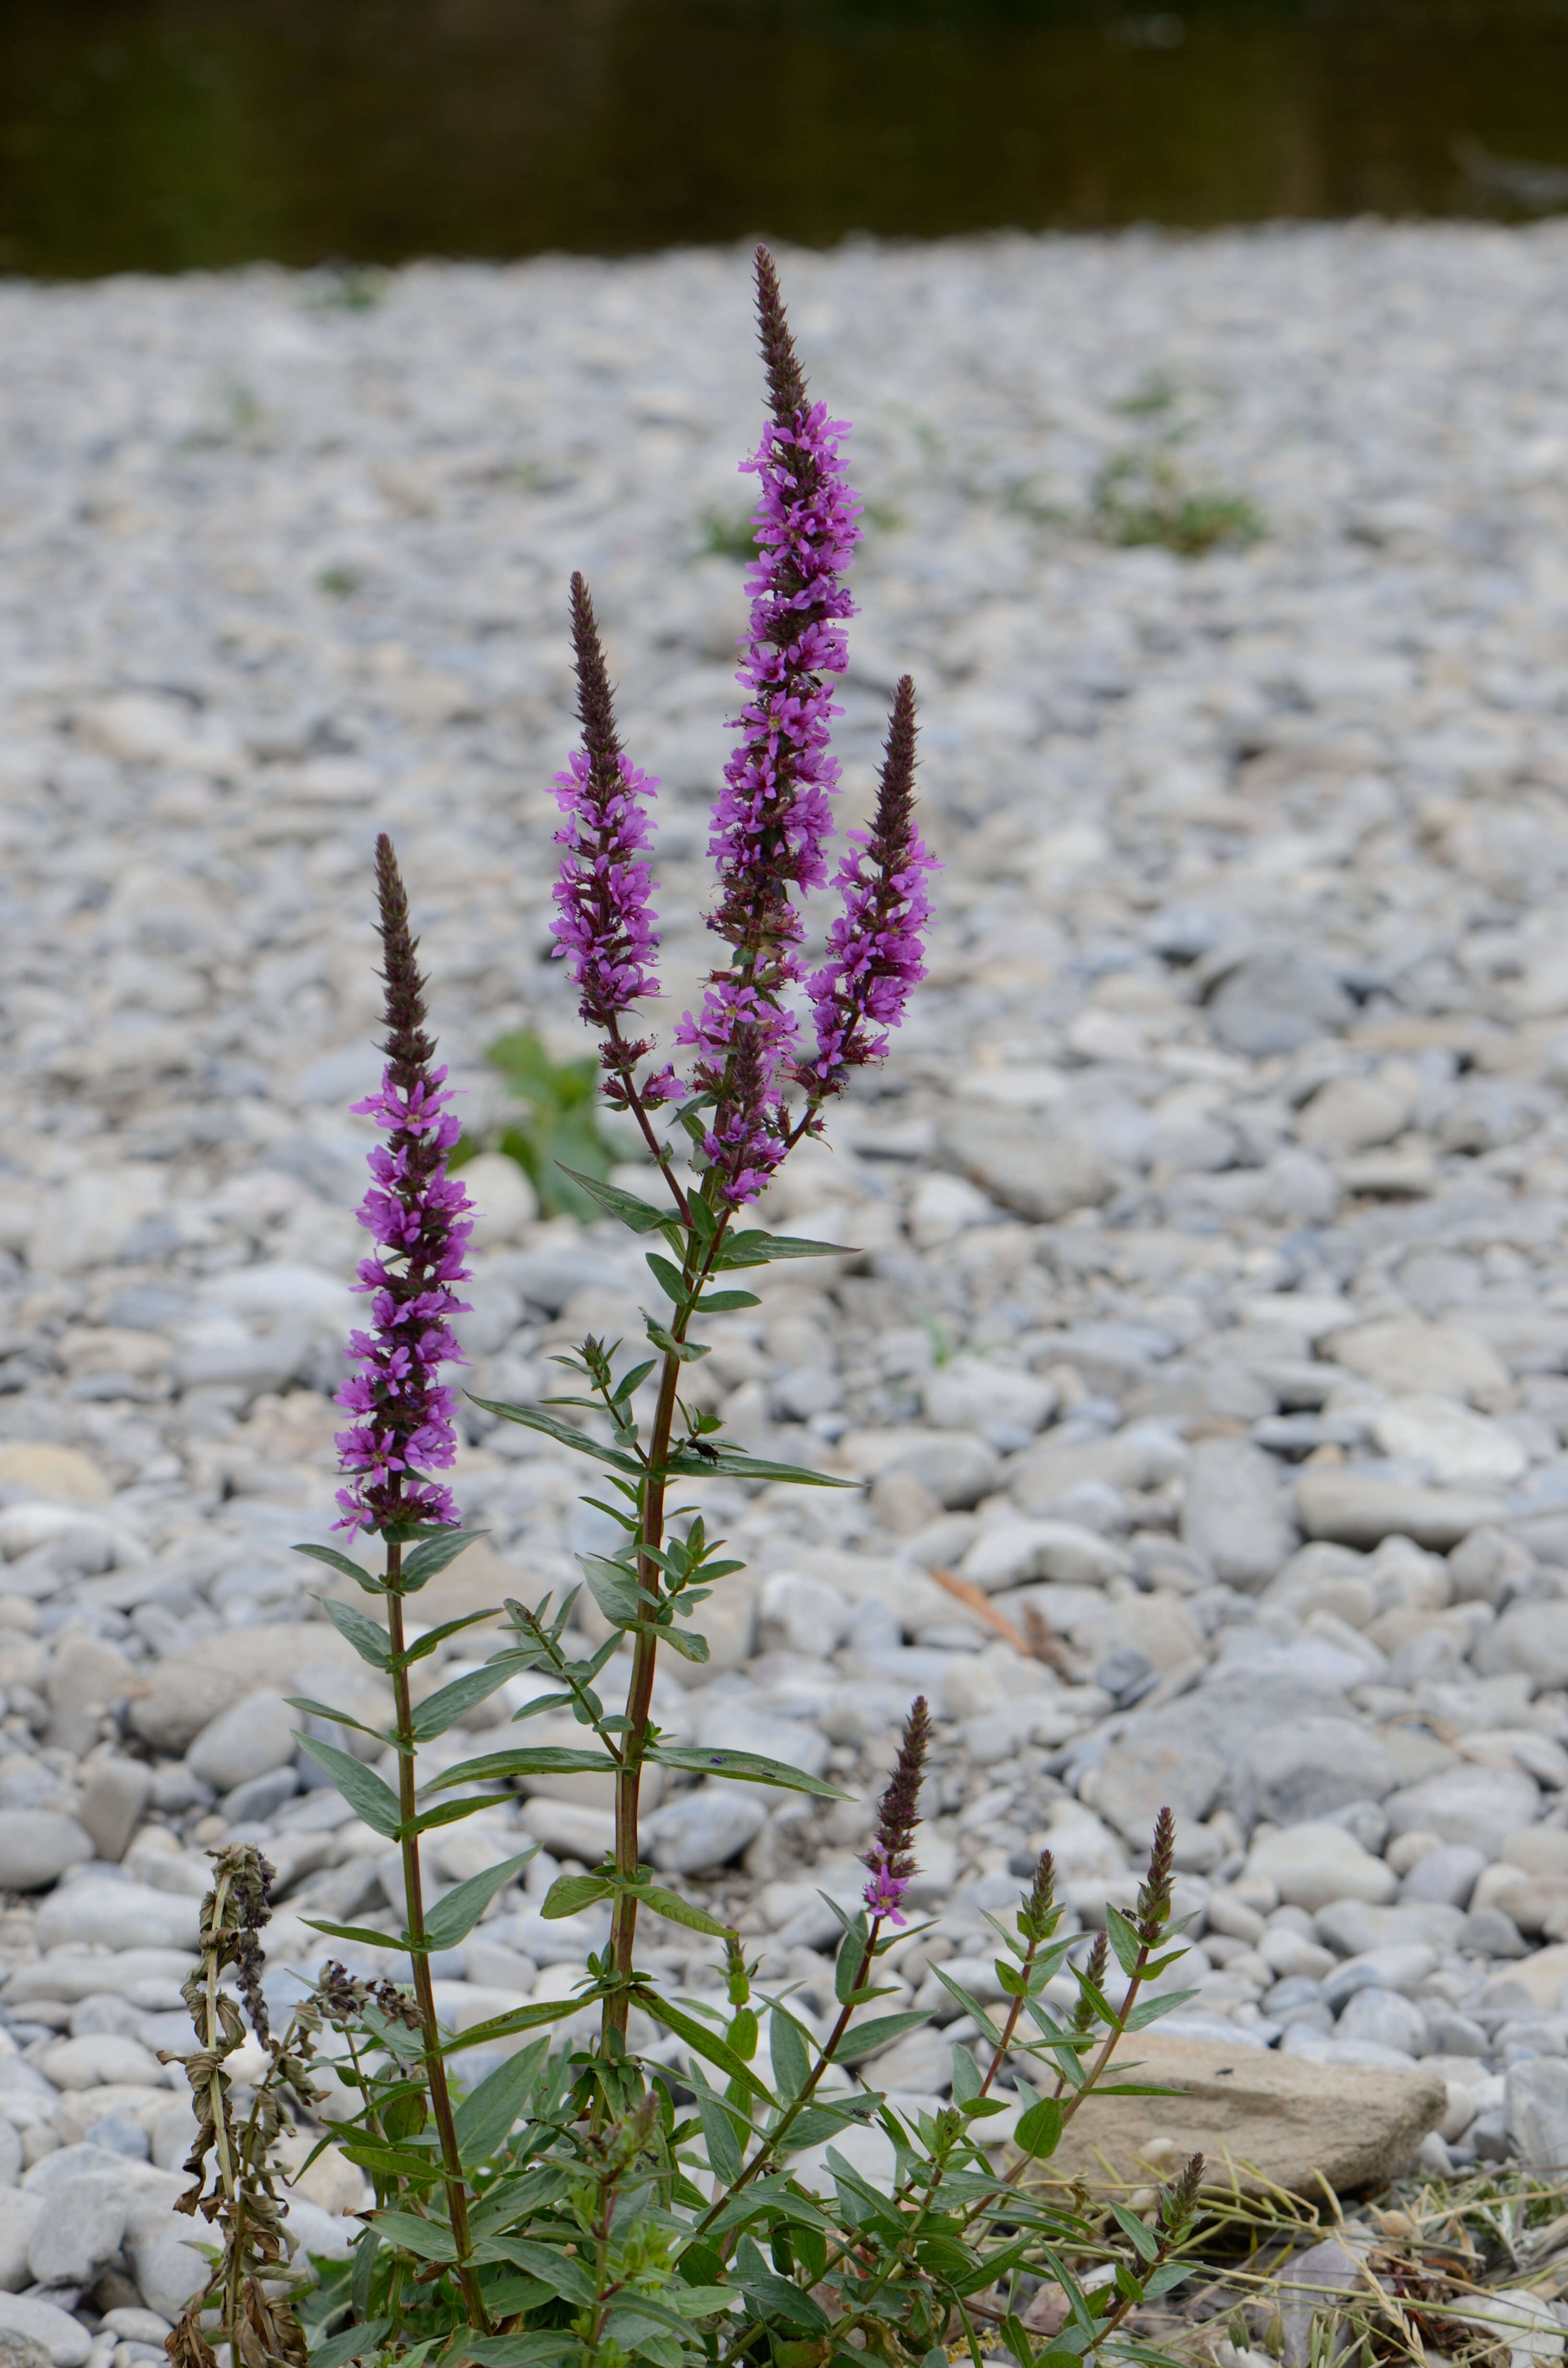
[2,0,1568,276]
[454,1031,616,1225]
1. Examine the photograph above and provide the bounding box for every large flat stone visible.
[127,1622,357,1753]
[1296,1470,1505,1551]
[1027,2033,1445,2199]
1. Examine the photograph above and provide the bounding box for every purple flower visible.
[677,245,863,1202]
[551,573,667,1098]
[334,835,473,1534]
[861,1695,930,1927]
[798,675,935,1104]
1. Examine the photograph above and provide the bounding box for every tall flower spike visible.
[333,835,473,1534]
[862,1694,930,1925]
[677,244,863,1201]
[551,573,666,1097]
[1136,1805,1176,1944]
[798,674,936,1105]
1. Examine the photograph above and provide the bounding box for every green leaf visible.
[464,2338,576,2368]
[400,1528,490,1592]
[286,1697,388,1744]
[453,2038,550,2163]
[333,2139,441,2183]
[834,1914,870,2003]
[696,1288,761,1312]
[833,2010,928,2061]
[1145,2261,1192,2299]
[670,2285,735,2319]
[556,1164,672,1234]
[644,1316,707,1362]
[405,1792,517,1837]
[300,1919,402,1951]
[582,1558,643,1627]
[649,1744,848,1799]
[430,1745,620,1790]
[646,1252,692,1306]
[317,1598,394,1668]
[693,2087,744,2185]
[442,1994,596,2053]
[1109,2203,1159,2262]
[950,2044,982,2106]
[293,1734,402,1838]
[421,1852,537,1952]
[541,1873,613,1918]
[931,1965,1004,2044]
[308,2317,392,2368]
[642,1992,777,2107]
[397,1607,503,1666]
[294,1542,382,1590]
[770,2006,812,2099]
[1104,1905,1146,1980]
[716,1229,856,1267]
[1124,1988,1197,2030]
[469,1396,643,1474]
[1014,2097,1065,2159]
[660,1625,710,1665]
[410,1663,516,1740]
[667,1446,855,1490]
[637,1885,735,1940]
[369,2210,456,2262]
[479,2239,596,2306]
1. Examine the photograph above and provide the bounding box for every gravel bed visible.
[1,221,1568,2345]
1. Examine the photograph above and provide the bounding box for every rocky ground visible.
[2,219,1568,2356]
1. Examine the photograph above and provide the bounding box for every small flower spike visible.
[334,835,473,1533]
[798,674,936,1105]
[862,1694,930,1925]
[551,573,666,1097]
[1136,1806,1176,1946]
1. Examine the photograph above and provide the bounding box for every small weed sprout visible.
[172,246,1210,2368]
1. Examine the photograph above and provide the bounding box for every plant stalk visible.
[385,1541,490,2332]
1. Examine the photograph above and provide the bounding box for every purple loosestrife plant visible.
[253,255,1206,2368]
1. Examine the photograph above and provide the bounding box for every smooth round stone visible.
[0,1814,94,1894]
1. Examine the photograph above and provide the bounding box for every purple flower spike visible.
[551,572,666,1098]
[333,835,473,1535]
[861,1695,930,1927]
[679,245,863,1200]
[799,675,935,1105]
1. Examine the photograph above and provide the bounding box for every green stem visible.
[386,1541,490,2334]
[601,1201,731,2048]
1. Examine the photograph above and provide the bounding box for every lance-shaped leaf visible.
[301,1918,402,1951]
[833,2009,929,2061]
[307,2319,392,2368]
[429,1745,620,1791]
[581,1558,643,1627]
[293,1733,402,1838]
[555,1164,673,1235]
[1014,2097,1065,2159]
[660,1625,710,1665]
[410,1662,516,1740]
[470,1397,643,1474]
[400,1527,490,1591]
[417,1851,537,1953]
[405,1792,515,1837]
[294,1542,382,1592]
[287,1697,389,1746]
[715,1229,857,1267]
[641,1992,777,2107]
[442,1993,598,2054]
[399,1606,504,1667]
[649,1744,848,1799]
[665,1447,855,1489]
[635,1885,735,1939]
[540,1873,612,1919]
[317,1598,393,1670]
[452,2037,551,2164]
[368,2210,456,2263]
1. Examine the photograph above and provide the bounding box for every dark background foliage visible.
[2,0,1568,278]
